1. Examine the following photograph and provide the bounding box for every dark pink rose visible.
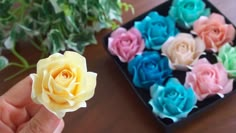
[108,27,145,62]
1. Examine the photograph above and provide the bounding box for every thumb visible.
[19,107,64,133]
[54,120,64,133]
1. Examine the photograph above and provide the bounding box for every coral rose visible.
[193,13,235,52]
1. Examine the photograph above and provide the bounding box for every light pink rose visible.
[193,13,235,52]
[108,27,145,62]
[185,58,233,101]
[162,33,205,70]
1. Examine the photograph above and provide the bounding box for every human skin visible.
[0,76,64,133]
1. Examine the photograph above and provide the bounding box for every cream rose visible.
[162,33,205,70]
[30,51,97,118]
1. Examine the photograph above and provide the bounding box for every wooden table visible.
[1,0,236,132]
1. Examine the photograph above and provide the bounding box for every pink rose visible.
[193,13,235,52]
[108,27,145,62]
[185,58,233,101]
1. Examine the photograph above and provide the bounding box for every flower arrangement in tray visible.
[105,0,236,123]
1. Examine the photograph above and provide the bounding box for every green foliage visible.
[0,56,8,70]
[0,0,133,71]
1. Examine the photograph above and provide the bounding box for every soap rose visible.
[134,11,178,50]
[162,33,205,70]
[193,13,235,52]
[108,27,145,62]
[217,43,236,77]
[185,58,233,101]
[149,78,197,122]
[30,51,97,118]
[128,51,172,89]
[169,0,210,29]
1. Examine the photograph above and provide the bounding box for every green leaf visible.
[4,24,29,49]
[66,16,79,32]
[0,0,130,55]
[18,24,39,37]
[68,0,77,4]
[120,2,135,14]
[0,56,8,70]
[0,1,14,24]
[49,0,62,13]
[47,29,66,53]
[92,21,111,32]
[0,30,4,41]
[4,36,14,49]
[66,31,97,53]
[99,0,122,21]
[65,40,84,53]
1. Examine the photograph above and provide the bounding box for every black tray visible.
[103,0,236,132]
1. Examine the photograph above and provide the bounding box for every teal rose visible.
[149,78,197,122]
[217,43,236,77]
[134,11,178,50]
[128,51,172,89]
[168,0,210,29]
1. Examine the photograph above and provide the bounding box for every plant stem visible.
[8,62,25,68]
[11,46,29,67]
[4,64,36,81]
[29,39,42,51]
[5,45,39,81]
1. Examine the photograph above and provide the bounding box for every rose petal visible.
[219,79,234,94]
[197,93,209,101]
[195,37,206,54]
[161,36,175,55]
[129,27,142,39]
[193,16,208,33]
[225,24,236,41]
[185,72,197,88]
[209,13,226,24]
[192,58,209,66]
[217,93,224,98]
[111,27,127,38]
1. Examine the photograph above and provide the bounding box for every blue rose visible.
[149,78,197,122]
[134,11,178,50]
[128,51,172,89]
[168,0,210,29]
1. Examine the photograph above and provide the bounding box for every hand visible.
[0,76,64,133]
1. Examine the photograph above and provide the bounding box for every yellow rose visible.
[30,51,97,118]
